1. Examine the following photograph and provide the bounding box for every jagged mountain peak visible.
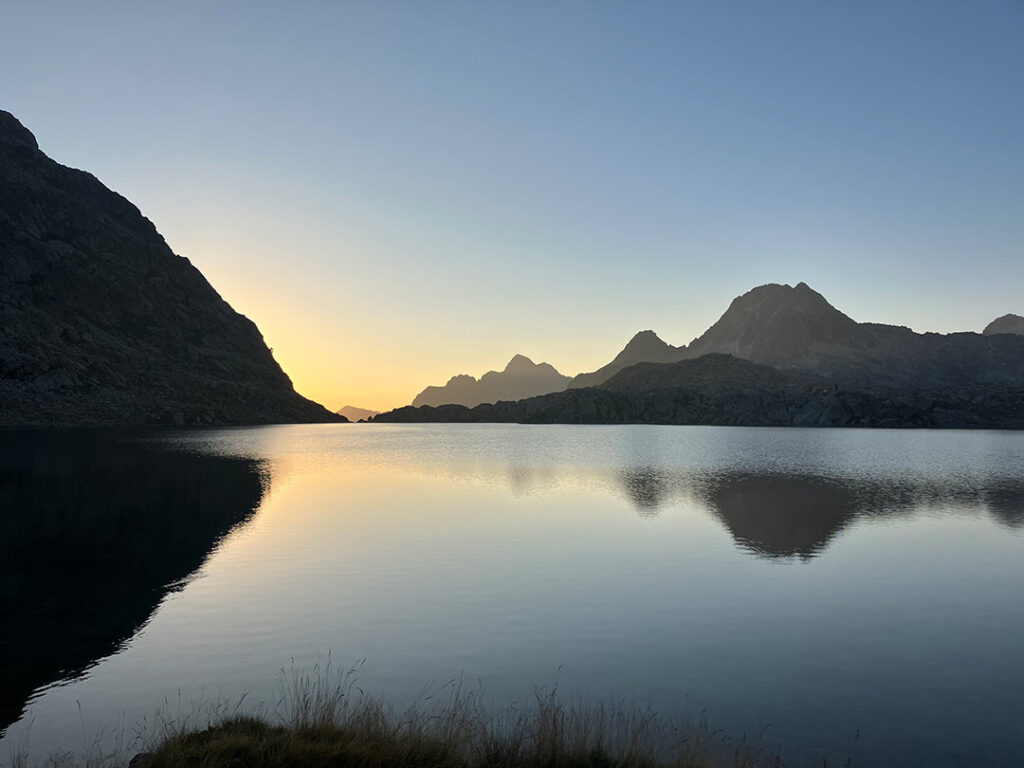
[687,282,863,366]
[614,330,673,361]
[412,354,571,408]
[504,353,537,373]
[568,330,683,389]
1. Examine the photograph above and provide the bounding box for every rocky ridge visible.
[411,354,570,408]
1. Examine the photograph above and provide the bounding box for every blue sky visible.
[3,1,1023,409]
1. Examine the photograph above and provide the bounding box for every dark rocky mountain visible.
[411,354,570,408]
[565,282,1024,390]
[684,283,1024,388]
[373,352,1024,429]
[684,282,865,367]
[377,281,1024,428]
[0,110,342,426]
[984,314,1024,336]
[569,330,683,389]
[336,405,380,422]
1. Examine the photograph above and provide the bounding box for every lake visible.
[1,424,1023,767]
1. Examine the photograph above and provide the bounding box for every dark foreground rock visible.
[373,354,1024,429]
[0,110,342,425]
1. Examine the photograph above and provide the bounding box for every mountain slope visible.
[685,282,866,365]
[683,283,1024,387]
[984,314,1024,336]
[569,330,684,388]
[575,282,1024,389]
[411,354,570,408]
[0,110,342,425]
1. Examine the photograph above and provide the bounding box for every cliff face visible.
[0,110,341,425]
[411,354,570,408]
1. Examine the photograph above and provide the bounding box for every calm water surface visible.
[2,424,1023,767]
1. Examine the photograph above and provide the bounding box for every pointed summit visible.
[570,330,683,389]
[686,282,863,366]
[503,353,537,373]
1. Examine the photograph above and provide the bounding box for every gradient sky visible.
[3,1,1023,411]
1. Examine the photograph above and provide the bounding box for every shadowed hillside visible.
[0,110,342,426]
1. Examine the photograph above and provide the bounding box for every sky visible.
[2,1,1023,411]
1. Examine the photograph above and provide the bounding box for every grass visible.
[9,660,797,768]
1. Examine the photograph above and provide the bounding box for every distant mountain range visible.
[411,354,571,408]
[0,110,341,426]
[375,282,1024,429]
[336,405,380,422]
[571,282,1024,389]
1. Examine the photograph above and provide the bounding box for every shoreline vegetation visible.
[8,662,832,768]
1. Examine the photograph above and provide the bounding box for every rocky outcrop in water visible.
[411,354,570,408]
[0,110,342,425]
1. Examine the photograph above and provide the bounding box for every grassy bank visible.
[132,663,781,768]
[10,662,794,768]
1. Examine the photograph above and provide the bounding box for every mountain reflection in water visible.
[618,467,1024,559]
[0,430,267,736]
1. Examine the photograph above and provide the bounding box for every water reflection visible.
[700,474,857,559]
[0,430,267,736]
[616,466,1024,559]
[2,425,1022,768]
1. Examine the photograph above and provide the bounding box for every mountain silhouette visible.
[411,354,570,408]
[0,110,341,426]
[336,405,380,421]
[984,314,1024,336]
[685,282,864,366]
[562,282,1024,390]
[569,330,683,389]
[682,283,1024,388]
[374,282,1024,429]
